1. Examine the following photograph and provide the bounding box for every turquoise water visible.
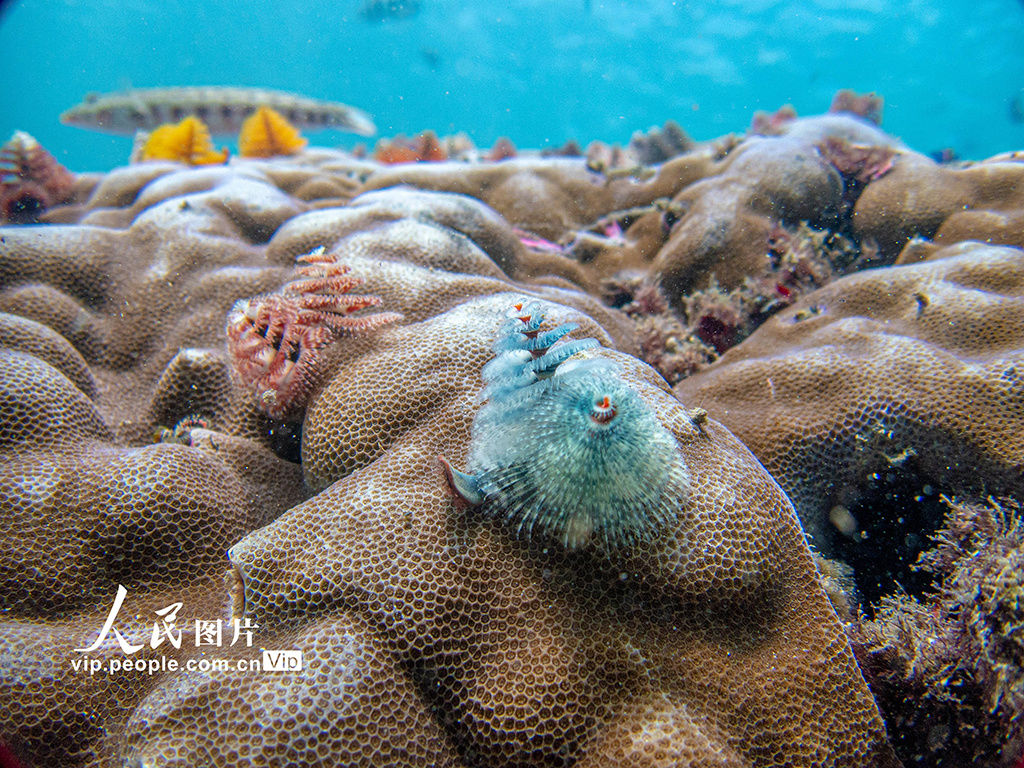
[1,0,1022,171]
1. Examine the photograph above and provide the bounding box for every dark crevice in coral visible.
[849,497,1024,768]
[266,418,302,463]
[827,456,947,611]
[4,193,46,223]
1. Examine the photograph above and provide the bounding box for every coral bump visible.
[225,246,401,418]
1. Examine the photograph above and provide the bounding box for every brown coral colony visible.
[5,86,1024,768]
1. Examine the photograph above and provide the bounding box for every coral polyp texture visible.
[225,245,401,418]
[443,299,689,550]
[7,92,1024,766]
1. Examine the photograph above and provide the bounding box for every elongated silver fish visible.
[61,86,376,136]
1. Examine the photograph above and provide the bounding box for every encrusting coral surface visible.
[3,94,1024,766]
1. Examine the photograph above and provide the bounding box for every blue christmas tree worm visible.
[441,300,690,550]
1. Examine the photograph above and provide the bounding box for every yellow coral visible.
[238,106,307,158]
[139,116,228,165]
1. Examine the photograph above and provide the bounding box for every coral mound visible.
[0,128,900,766]
[225,290,894,768]
[15,90,1024,766]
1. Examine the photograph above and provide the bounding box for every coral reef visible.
[852,147,1024,259]
[0,131,75,223]
[849,497,1024,767]
[603,275,710,384]
[0,134,899,766]
[359,140,710,269]
[7,91,1024,766]
[225,288,894,768]
[238,106,308,158]
[603,221,866,384]
[281,93,1024,315]
[354,110,905,308]
[647,113,900,307]
[0,164,311,764]
[138,115,229,165]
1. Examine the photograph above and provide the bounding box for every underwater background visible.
[2,0,1024,170]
